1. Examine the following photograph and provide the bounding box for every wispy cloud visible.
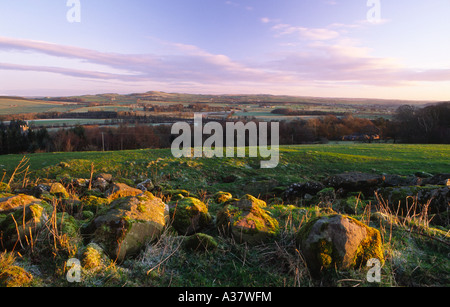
[0,35,449,96]
[272,24,340,41]
[0,36,275,85]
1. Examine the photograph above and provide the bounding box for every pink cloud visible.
[0,35,449,94]
[272,24,340,41]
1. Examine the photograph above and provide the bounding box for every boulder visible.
[297,214,384,278]
[183,233,218,252]
[96,173,113,182]
[0,264,33,287]
[93,177,109,191]
[163,189,190,198]
[0,203,48,250]
[383,174,421,187]
[49,183,70,198]
[169,197,212,235]
[81,243,109,271]
[32,184,51,198]
[283,181,326,200]
[136,179,154,192]
[105,183,143,200]
[79,195,110,214]
[323,172,384,194]
[87,192,168,262]
[217,195,279,245]
[422,173,450,186]
[213,191,233,204]
[0,194,44,215]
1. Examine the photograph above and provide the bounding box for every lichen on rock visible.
[296,214,384,277]
[87,192,169,262]
[105,183,143,201]
[183,233,218,252]
[217,194,279,245]
[169,197,212,235]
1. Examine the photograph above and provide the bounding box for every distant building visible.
[20,123,30,135]
[342,133,380,142]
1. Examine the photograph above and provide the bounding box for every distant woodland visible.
[0,102,448,155]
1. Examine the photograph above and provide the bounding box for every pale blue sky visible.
[0,0,449,100]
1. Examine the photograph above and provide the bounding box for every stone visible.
[297,214,384,278]
[213,191,233,204]
[422,173,450,186]
[96,173,113,182]
[163,189,190,198]
[32,184,51,198]
[105,183,143,200]
[0,194,44,215]
[383,174,421,187]
[49,183,69,198]
[87,192,168,262]
[317,187,336,204]
[323,172,384,194]
[0,265,33,287]
[183,233,218,252]
[79,195,110,214]
[136,179,154,192]
[81,243,109,271]
[93,177,109,191]
[217,194,279,245]
[169,197,212,235]
[0,204,48,250]
[283,181,326,200]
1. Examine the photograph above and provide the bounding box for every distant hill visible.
[56,91,436,106]
[0,91,440,116]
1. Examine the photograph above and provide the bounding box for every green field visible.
[1,144,449,196]
[0,98,78,115]
[1,143,449,288]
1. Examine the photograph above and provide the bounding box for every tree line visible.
[0,102,448,155]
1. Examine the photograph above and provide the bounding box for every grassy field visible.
[1,143,449,288]
[0,98,78,115]
[1,143,449,196]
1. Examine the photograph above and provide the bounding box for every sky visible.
[0,0,449,101]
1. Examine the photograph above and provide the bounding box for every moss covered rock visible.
[0,194,44,215]
[323,172,384,194]
[0,204,48,250]
[0,265,33,287]
[49,183,70,198]
[214,191,233,204]
[217,194,279,245]
[163,189,191,198]
[105,183,143,201]
[81,243,109,271]
[87,192,168,262]
[183,233,218,252]
[79,195,110,214]
[296,214,384,278]
[169,197,212,235]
